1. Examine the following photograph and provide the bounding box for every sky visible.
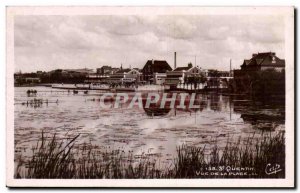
[14,14,285,73]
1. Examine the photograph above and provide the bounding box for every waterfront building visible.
[108,68,141,84]
[240,52,285,72]
[164,65,209,90]
[24,77,41,83]
[153,73,167,85]
[84,73,110,84]
[165,66,203,86]
[96,66,119,75]
[165,66,191,86]
[14,72,41,85]
[142,60,172,84]
[232,52,285,93]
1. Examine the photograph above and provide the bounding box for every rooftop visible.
[115,68,132,73]
[242,52,285,67]
[143,60,172,72]
[173,66,192,72]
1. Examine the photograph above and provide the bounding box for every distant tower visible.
[230,59,232,76]
[121,63,123,70]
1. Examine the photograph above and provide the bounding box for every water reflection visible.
[14,87,285,169]
[141,93,206,116]
[143,92,285,132]
[229,94,285,132]
[74,91,286,131]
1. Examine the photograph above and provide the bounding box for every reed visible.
[15,131,285,179]
[173,131,285,178]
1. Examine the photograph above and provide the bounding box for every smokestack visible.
[174,52,177,69]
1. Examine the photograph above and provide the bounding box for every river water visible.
[14,86,285,169]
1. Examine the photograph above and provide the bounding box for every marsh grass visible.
[174,131,285,178]
[15,131,285,179]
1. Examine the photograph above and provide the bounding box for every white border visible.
[6,6,295,188]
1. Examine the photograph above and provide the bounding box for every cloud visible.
[14,14,285,73]
[154,16,198,40]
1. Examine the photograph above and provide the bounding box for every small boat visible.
[73,90,78,94]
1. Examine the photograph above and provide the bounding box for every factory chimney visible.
[230,59,232,76]
[174,52,177,69]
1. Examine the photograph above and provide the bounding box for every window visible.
[272,56,276,63]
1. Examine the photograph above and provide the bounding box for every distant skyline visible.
[14,15,285,73]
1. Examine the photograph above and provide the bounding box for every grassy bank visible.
[15,131,285,179]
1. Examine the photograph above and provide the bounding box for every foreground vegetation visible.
[15,131,285,179]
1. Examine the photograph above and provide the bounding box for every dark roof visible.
[101,66,112,69]
[142,60,172,73]
[62,68,94,74]
[244,60,251,65]
[242,52,285,67]
[133,68,142,72]
[173,66,192,72]
[115,68,131,73]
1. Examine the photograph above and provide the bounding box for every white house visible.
[153,73,167,85]
[165,66,203,84]
[165,66,207,89]
[108,68,141,84]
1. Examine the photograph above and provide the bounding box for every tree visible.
[187,73,207,90]
[247,69,285,100]
[209,70,220,77]
[188,62,193,68]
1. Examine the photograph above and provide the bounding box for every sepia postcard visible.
[6,6,295,188]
